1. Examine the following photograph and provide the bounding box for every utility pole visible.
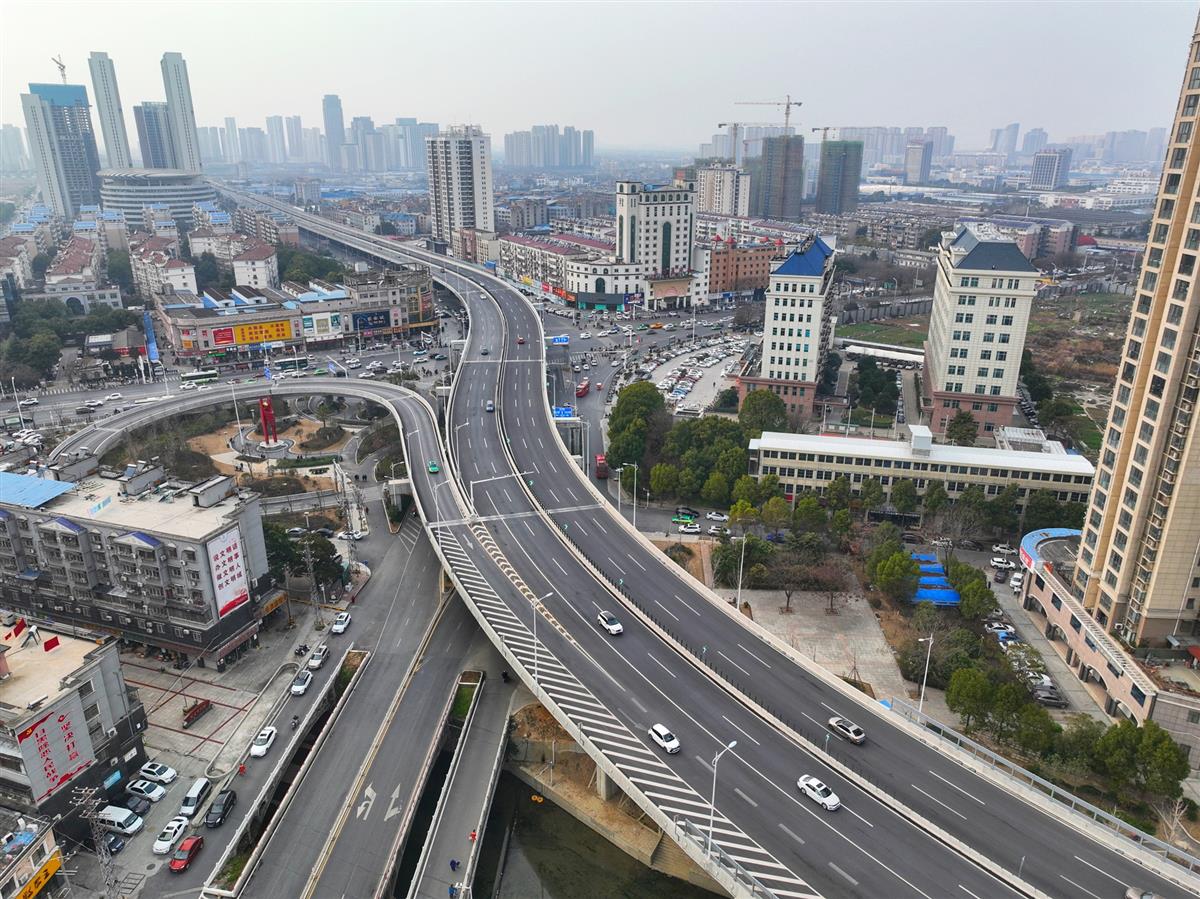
[302,536,324,627]
[73,785,117,898]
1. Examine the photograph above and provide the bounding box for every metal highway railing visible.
[672,817,776,899]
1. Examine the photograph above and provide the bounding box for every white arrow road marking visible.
[384,783,403,821]
[356,783,376,820]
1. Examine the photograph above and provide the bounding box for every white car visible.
[331,612,351,634]
[290,670,313,695]
[249,726,277,758]
[678,522,701,534]
[180,382,197,391]
[580,332,592,340]
[139,761,178,784]
[105,393,123,401]
[991,557,1017,571]
[797,775,841,811]
[152,816,189,855]
[596,611,623,635]
[307,644,330,669]
[127,779,167,802]
[706,511,729,522]
[648,723,680,754]
[17,398,38,407]
[992,543,1017,555]
[708,525,731,536]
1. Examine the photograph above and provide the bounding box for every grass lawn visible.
[1065,402,1103,454]
[451,682,478,721]
[837,317,929,349]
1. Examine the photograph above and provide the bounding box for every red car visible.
[169,835,203,872]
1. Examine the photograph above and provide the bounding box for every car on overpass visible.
[250,726,277,757]
[427,460,440,474]
[797,775,841,811]
[827,716,867,744]
[331,612,352,634]
[596,610,623,635]
[290,670,313,695]
[648,723,680,754]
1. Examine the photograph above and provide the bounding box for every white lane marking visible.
[646,653,676,678]
[673,594,700,616]
[911,785,966,820]
[548,488,561,503]
[721,715,761,747]
[777,823,804,845]
[607,557,627,576]
[1072,856,1127,886]
[573,519,588,536]
[592,517,608,534]
[552,558,568,577]
[503,488,512,502]
[537,437,544,448]
[958,886,986,899]
[839,803,874,828]
[693,754,713,774]
[523,520,537,537]
[801,711,823,728]
[1059,876,1104,899]
[828,863,858,886]
[737,642,771,668]
[927,769,985,805]
[733,787,758,807]
[653,599,679,621]
[717,649,751,677]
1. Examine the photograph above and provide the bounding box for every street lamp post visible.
[918,633,935,716]
[735,534,748,608]
[707,739,737,857]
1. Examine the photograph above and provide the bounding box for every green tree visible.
[712,533,771,587]
[649,462,680,499]
[918,226,944,249]
[262,522,299,580]
[715,446,748,486]
[1135,721,1190,800]
[1037,395,1075,434]
[1023,489,1086,532]
[193,251,223,292]
[946,667,993,733]
[761,496,790,535]
[789,531,826,567]
[859,477,884,515]
[891,478,919,515]
[958,579,998,621]
[32,253,52,279]
[791,496,826,533]
[987,484,1022,535]
[106,249,134,294]
[1021,349,1053,404]
[1016,704,1060,755]
[923,480,948,519]
[1094,719,1141,795]
[700,471,730,508]
[609,381,666,440]
[606,419,648,473]
[989,683,1027,744]
[712,387,739,412]
[755,473,783,506]
[866,532,903,581]
[730,475,759,507]
[738,388,787,436]
[945,410,979,446]
[728,499,759,534]
[829,509,853,543]
[677,466,704,500]
[25,332,62,374]
[1056,715,1106,769]
[874,551,920,601]
[825,476,851,512]
[290,534,344,588]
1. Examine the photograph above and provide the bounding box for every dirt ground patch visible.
[512,703,572,742]
[187,424,238,472]
[650,539,706,582]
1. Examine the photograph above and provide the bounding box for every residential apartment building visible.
[706,239,780,295]
[1030,148,1073,191]
[160,52,201,173]
[87,51,133,169]
[508,198,550,230]
[958,215,1077,261]
[129,234,195,298]
[0,811,66,898]
[1073,19,1200,645]
[0,124,29,172]
[0,626,147,847]
[133,102,175,168]
[747,136,804,220]
[736,237,836,419]
[426,124,494,243]
[814,141,863,215]
[322,95,345,171]
[26,234,122,314]
[21,83,102,218]
[696,164,750,217]
[749,424,1093,507]
[0,465,270,670]
[189,230,279,287]
[921,224,1038,435]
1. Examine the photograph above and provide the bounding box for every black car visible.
[675,506,699,519]
[204,789,237,828]
[120,794,152,817]
[1032,688,1068,708]
[315,527,334,538]
[104,832,126,855]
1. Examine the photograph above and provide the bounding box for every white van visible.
[179,777,211,818]
[1009,573,1024,592]
[97,804,144,835]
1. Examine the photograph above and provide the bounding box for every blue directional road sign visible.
[551,335,570,345]
[263,367,272,380]
[551,405,576,419]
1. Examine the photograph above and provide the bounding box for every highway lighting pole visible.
[736,534,748,608]
[707,739,737,857]
[918,633,935,716]
[454,420,470,461]
[624,463,638,530]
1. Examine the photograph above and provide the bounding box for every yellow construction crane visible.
[51,55,66,84]
[736,95,803,130]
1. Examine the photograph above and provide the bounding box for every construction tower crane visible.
[736,94,803,130]
[811,126,836,142]
[51,55,66,83]
[716,121,777,165]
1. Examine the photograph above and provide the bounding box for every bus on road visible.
[575,379,590,398]
[276,356,311,372]
[180,369,219,385]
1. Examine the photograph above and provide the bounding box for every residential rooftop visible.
[0,625,101,727]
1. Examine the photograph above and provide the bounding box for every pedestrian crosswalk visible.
[433,526,819,899]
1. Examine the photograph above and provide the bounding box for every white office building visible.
[425,124,494,243]
[921,224,1038,435]
[87,51,132,169]
[160,52,201,173]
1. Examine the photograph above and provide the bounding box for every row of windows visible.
[953,313,1015,325]
[947,365,1006,379]
[771,296,818,308]
[952,331,1012,344]
[948,348,1008,361]
[771,281,820,294]
[956,295,1020,308]
[959,277,1024,289]
[765,367,811,379]
[757,450,1090,482]
[942,400,1001,412]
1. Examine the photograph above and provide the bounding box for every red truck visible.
[595,454,609,478]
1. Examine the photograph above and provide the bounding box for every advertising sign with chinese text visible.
[16,696,94,802]
[233,320,292,345]
[207,527,250,618]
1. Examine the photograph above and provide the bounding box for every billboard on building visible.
[211,320,293,347]
[17,695,95,802]
[302,311,341,338]
[352,310,389,331]
[207,527,250,618]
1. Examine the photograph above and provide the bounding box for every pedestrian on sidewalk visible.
[450,858,459,871]
[468,829,476,843]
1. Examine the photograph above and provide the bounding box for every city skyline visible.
[1,1,1193,152]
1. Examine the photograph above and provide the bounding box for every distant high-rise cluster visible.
[1029,148,1073,190]
[502,124,594,168]
[833,125,954,168]
[698,125,795,164]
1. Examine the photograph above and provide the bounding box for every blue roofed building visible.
[921,223,1039,437]
[736,234,838,421]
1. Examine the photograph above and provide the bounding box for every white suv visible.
[648,723,680,754]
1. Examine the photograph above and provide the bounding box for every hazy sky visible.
[2,0,1195,152]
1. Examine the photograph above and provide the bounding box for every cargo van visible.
[97,804,144,835]
[179,777,211,818]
